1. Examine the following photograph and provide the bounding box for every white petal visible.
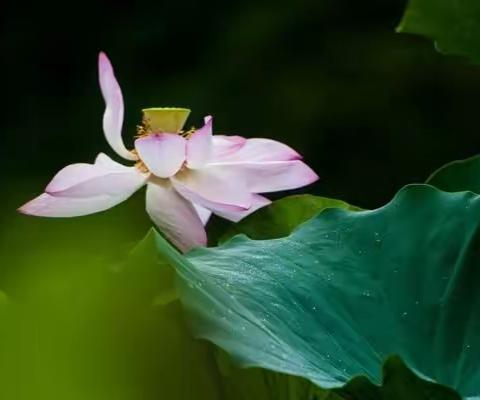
[45,154,147,198]
[146,182,207,252]
[214,194,271,222]
[193,204,212,226]
[19,192,134,218]
[219,138,301,163]
[210,135,247,162]
[18,154,146,217]
[186,116,213,169]
[98,52,136,161]
[206,160,318,194]
[135,134,186,178]
[94,152,132,171]
[171,169,251,214]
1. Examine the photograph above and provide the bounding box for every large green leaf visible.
[149,229,340,400]
[157,185,480,399]
[110,233,328,400]
[426,154,480,193]
[220,194,360,243]
[2,187,343,400]
[336,356,460,400]
[398,0,480,64]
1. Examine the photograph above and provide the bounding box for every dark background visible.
[1,2,480,396]
[3,0,480,210]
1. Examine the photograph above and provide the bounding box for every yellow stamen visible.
[135,160,149,174]
[130,108,194,175]
[130,149,149,173]
[180,126,196,138]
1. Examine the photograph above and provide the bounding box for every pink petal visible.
[94,152,132,171]
[210,135,247,161]
[214,194,271,222]
[146,182,207,252]
[134,134,186,178]
[207,160,319,193]
[186,116,213,169]
[171,168,252,214]
[219,138,301,163]
[98,52,136,161]
[193,204,212,226]
[19,154,146,217]
[19,192,133,218]
[45,154,147,198]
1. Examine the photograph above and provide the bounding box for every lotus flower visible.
[19,52,319,252]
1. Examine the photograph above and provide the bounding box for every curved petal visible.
[171,169,251,213]
[186,116,213,169]
[217,138,301,163]
[210,135,247,162]
[146,182,207,252]
[94,152,132,171]
[19,154,146,217]
[18,192,135,217]
[207,160,319,194]
[214,194,271,222]
[135,134,186,178]
[193,204,212,226]
[45,154,147,198]
[98,52,136,161]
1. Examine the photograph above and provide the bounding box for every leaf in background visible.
[220,194,360,243]
[426,154,480,193]
[157,185,480,399]
[397,0,480,64]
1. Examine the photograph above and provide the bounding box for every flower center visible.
[135,160,149,174]
[131,107,193,174]
[130,149,148,173]
[141,107,191,133]
[135,119,196,138]
[133,127,196,173]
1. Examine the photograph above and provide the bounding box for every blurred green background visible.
[2,0,480,398]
